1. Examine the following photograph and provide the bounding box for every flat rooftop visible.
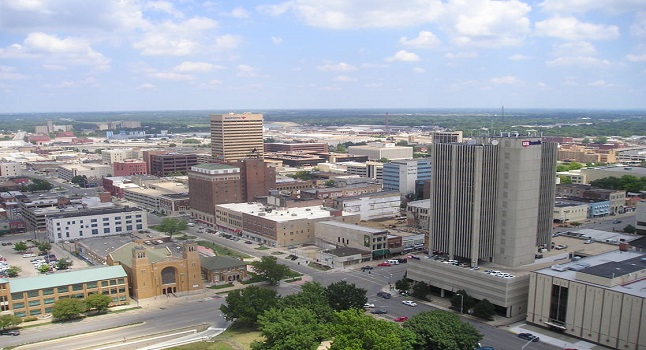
[216,202,355,222]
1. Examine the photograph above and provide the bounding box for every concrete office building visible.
[149,153,198,176]
[188,163,242,225]
[556,183,626,215]
[527,250,646,350]
[636,200,646,235]
[341,161,383,180]
[332,190,401,221]
[57,164,113,182]
[431,131,463,144]
[102,149,137,164]
[427,137,557,268]
[211,113,264,162]
[580,165,646,184]
[46,207,148,243]
[382,159,431,196]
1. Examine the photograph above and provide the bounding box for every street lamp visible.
[456,293,464,314]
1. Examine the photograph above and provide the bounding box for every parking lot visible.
[0,233,89,279]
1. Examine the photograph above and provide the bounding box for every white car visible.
[363,303,375,308]
[402,300,417,307]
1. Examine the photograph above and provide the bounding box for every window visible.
[92,229,98,235]
[126,225,132,231]
[12,302,24,309]
[104,228,110,233]
[136,224,143,230]
[44,298,55,304]
[87,282,97,289]
[27,290,39,298]
[115,227,122,232]
[72,284,84,291]
[57,286,68,293]
[14,312,25,317]
[91,219,97,222]
[28,300,41,307]
[30,309,42,316]
[43,288,54,295]
[103,218,109,221]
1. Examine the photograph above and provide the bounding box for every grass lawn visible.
[197,241,250,259]
[168,323,262,350]
[254,246,270,251]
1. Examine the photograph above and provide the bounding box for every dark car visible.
[377,291,391,299]
[517,332,539,342]
[360,266,374,271]
[1,330,20,336]
[370,309,387,314]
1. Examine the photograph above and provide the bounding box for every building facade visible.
[382,159,431,196]
[0,163,21,177]
[150,153,198,176]
[211,113,264,162]
[188,163,242,225]
[332,191,401,221]
[113,160,147,176]
[46,207,148,243]
[347,142,413,161]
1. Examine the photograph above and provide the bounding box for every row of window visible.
[13,295,127,317]
[11,279,125,300]
[57,215,143,226]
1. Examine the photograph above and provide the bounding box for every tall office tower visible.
[429,137,557,268]
[211,113,264,162]
[431,131,463,144]
[188,163,242,225]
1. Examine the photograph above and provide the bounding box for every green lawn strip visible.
[197,241,250,259]
[208,283,234,290]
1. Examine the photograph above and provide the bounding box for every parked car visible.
[584,239,593,244]
[1,330,20,336]
[394,316,408,322]
[377,291,392,299]
[613,220,622,224]
[377,262,391,267]
[370,309,387,314]
[363,303,375,308]
[360,266,374,271]
[517,332,539,342]
[402,300,417,307]
[406,255,421,260]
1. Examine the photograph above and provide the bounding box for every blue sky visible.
[1,0,645,113]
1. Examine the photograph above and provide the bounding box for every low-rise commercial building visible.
[46,206,148,243]
[57,163,112,182]
[200,256,248,284]
[348,142,414,161]
[332,190,401,221]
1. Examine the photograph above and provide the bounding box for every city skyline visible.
[1,0,645,113]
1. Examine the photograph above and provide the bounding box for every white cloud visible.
[257,0,444,29]
[413,67,426,73]
[173,61,222,72]
[546,56,611,67]
[588,80,616,87]
[44,76,99,88]
[0,32,110,69]
[320,85,342,91]
[271,36,283,45]
[201,79,222,88]
[3,0,49,13]
[132,17,218,56]
[490,75,521,85]
[144,1,183,18]
[444,52,477,59]
[535,17,620,40]
[334,75,357,82]
[215,34,244,50]
[552,41,597,56]
[399,31,441,49]
[137,83,156,90]
[0,66,28,80]
[539,0,645,13]
[229,6,250,19]
[317,62,357,72]
[440,0,532,47]
[631,12,646,37]
[536,82,549,89]
[237,64,262,77]
[385,50,420,62]
[509,54,530,60]
[626,53,646,62]
[150,72,193,80]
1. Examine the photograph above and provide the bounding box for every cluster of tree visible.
[249,256,297,285]
[22,178,54,192]
[220,281,482,350]
[51,294,113,320]
[181,138,201,144]
[556,161,585,172]
[449,290,495,321]
[289,170,315,181]
[155,218,188,238]
[590,175,646,192]
[0,314,22,330]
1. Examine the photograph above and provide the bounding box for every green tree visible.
[52,298,87,320]
[593,136,608,144]
[182,138,201,144]
[327,309,416,350]
[281,281,335,322]
[220,286,280,325]
[324,180,335,187]
[36,241,52,253]
[56,258,73,270]
[84,294,112,313]
[378,157,390,163]
[0,314,23,330]
[71,175,88,185]
[411,281,430,300]
[472,299,495,320]
[395,278,412,293]
[396,140,409,146]
[290,170,314,181]
[333,144,347,153]
[449,290,476,312]
[252,307,324,350]
[6,266,21,277]
[624,224,636,234]
[324,280,367,311]
[38,264,51,273]
[403,311,482,350]
[581,137,590,144]
[13,241,28,253]
[250,256,293,285]
[156,218,188,239]
[558,175,573,184]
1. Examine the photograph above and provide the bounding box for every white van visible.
[386,259,400,265]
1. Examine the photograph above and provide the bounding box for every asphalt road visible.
[3,214,561,350]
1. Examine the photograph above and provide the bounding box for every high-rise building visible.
[211,113,264,162]
[236,158,277,202]
[382,159,431,196]
[431,131,463,144]
[428,137,557,268]
[188,163,242,225]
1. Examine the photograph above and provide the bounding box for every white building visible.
[340,161,383,180]
[636,200,646,235]
[0,162,22,177]
[46,207,148,243]
[57,164,113,181]
[348,142,413,161]
[332,191,401,221]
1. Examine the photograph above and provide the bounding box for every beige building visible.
[214,202,360,247]
[102,149,138,164]
[315,221,389,258]
[553,201,589,224]
[527,250,646,350]
[211,113,264,161]
[580,165,646,184]
[0,162,21,177]
[107,240,203,300]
